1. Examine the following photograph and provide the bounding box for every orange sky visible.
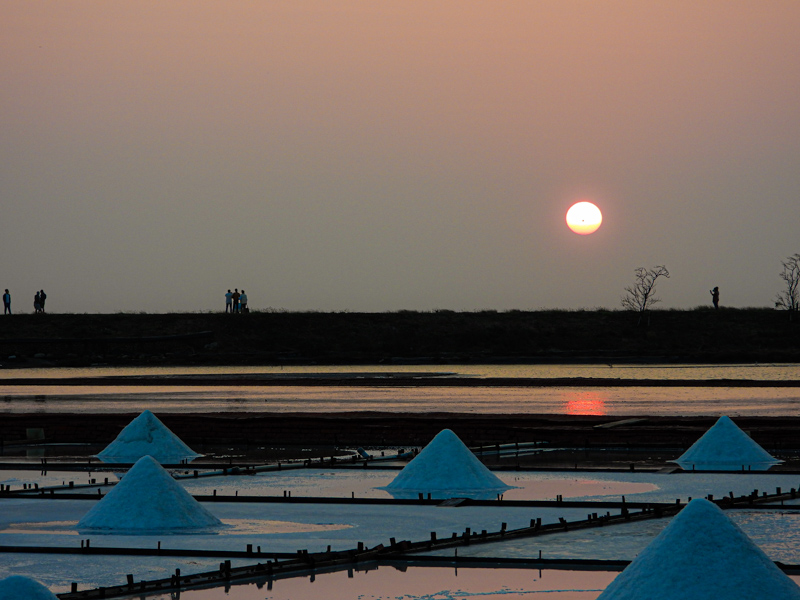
[2,1,799,312]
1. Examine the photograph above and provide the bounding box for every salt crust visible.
[97,409,201,464]
[674,415,781,471]
[0,575,58,600]
[77,455,222,533]
[386,429,510,493]
[597,498,800,599]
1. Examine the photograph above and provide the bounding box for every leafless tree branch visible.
[621,265,670,325]
[775,253,800,321]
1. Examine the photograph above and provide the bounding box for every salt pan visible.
[384,429,510,498]
[78,455,222,533]
[97,410,201,464]
[674,415,780,471]
[598,498,800,599]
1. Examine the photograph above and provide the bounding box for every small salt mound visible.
[597,498,800,599]
[673,415,780,471]
[97,410,201,464]
[78,455,222,533]
[0,575,58,600]
[385,429,510,497]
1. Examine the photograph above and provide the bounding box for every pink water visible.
[147,566,617,600]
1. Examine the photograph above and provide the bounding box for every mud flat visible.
[3,412,800,458]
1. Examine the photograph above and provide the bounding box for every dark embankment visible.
[3,413,800,461]
[0,309,798,367]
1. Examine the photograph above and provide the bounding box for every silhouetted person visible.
[39,290,46,313]
[225,289,233,313]
[240,289,248,313]
[710,286,719,310]
[33,291,42,314]
[2,289,10,315]
[231,289,240,313]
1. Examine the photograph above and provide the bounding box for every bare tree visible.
[621,265,670,325]
[775,253,800,320]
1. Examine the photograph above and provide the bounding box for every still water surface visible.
[1,364,799,416]
[2,363,800,380]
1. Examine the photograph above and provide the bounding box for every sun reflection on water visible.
[563,390,608,416]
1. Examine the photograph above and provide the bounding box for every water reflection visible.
[562,390,608,416]
[2,363,800,381]
[142,565,616,599]
[3,385,800,416]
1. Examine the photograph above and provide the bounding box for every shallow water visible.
[146,566,619,600]
[2,384,800,416]
[2,364,800,416]
[139,565,800,600]
[2,363,800,380]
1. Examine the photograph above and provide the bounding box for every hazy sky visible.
[3,1,799,314]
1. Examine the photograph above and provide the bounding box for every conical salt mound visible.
[78,455,222,533]
[385,429,509,497]
[673,416,780,471]
[597,499,800,599]
[97,410,201,464]
[0,576,58,600]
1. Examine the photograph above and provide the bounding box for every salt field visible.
[3,465,800,597]
[2,365,800,598]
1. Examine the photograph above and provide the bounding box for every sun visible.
[566,201,602,235]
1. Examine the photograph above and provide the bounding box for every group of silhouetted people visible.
[2,289,48,315]
[34,290,47,313]
[224,289,248,313]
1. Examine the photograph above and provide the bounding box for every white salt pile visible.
[97,409,201,464]
[384,429,510,498]
[78,455,222,533]
[673,415,781,471]
[0,575,58,600]
[597,498,800,599]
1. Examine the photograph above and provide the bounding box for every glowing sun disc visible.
[566,201,602,235]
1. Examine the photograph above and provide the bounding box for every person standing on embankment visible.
[710,286,720,310]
